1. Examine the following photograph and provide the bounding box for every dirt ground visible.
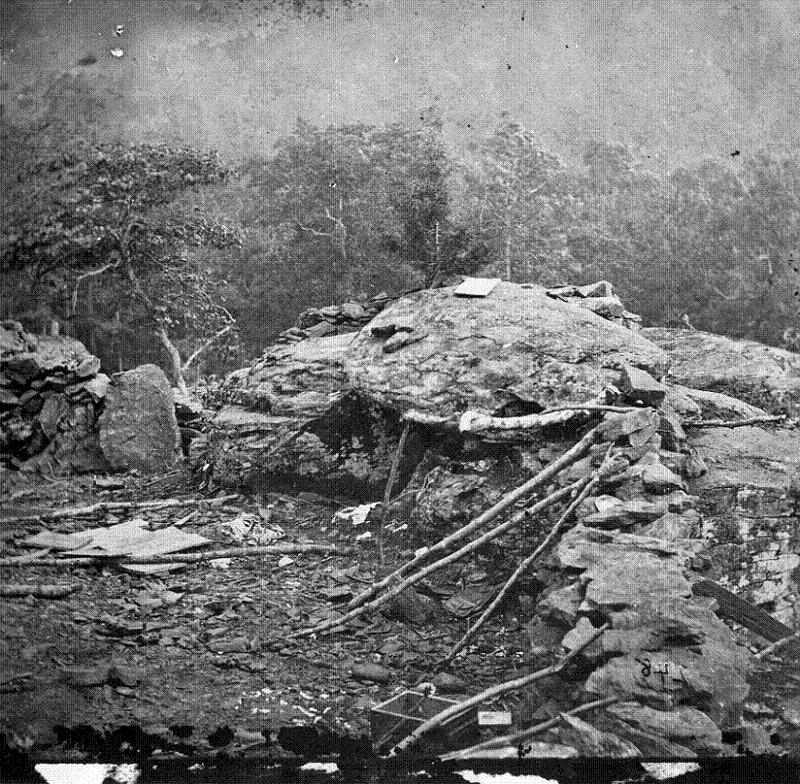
[2,467,800,766]
[0,468,552,764]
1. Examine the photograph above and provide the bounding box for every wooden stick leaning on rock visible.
[436,445,613,671]
[0,495,240,526]
[0,543,343,568]
[377,422,412,566]
[388,622,610,757]
[348,424,603,611]
[440,696,620,761]
[297,477,590,638]
[299,478,590,637]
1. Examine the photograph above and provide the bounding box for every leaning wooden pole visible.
[348,424,602,610]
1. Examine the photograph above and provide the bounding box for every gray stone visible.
[641,463,684,494]
[642,327,800,397]
[598,714,697,757]
[340,302,367,320]
[345,282,668,417]
[537,583,583,628]
[558,713,641,757]
[576,281,614,298]
[619,365,667,406]
[607,702,722,754]
[573,295,626,318]
[99,364,181,474]
[638,511,696,539]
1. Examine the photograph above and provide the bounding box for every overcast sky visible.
[2,0,798,165]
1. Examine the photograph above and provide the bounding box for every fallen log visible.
[347,424,602,611]
[388,622,609,756]
[0,584,78,598]
[297,477,590,638]
[0,494,240,526]
[0,542,344,568]
[437,446,612,669]
[459,405,640,433]
[440,696,619,760]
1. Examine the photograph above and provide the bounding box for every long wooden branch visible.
[347,424,601,611]
[440,696,619,761]
[72,260,120,315]
[460,406,639,433]
[377,422,412,565]
[388,622,609,756]
[683,415,785,429]
[437,450,610,670]
[0,543,343,568]
[0,495,239,526]
[297,477,589,638]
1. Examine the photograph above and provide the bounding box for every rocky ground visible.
[0,467,560,764]
[5,281,800,767]
[2,465,800,766]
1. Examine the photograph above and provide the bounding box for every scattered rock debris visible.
[3,280,800,764]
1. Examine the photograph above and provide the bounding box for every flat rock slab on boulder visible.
[688,425,800,492]
[345,282,669,417]
[556,524,701,610]
[99,364,181,474]
[642,327,800,406]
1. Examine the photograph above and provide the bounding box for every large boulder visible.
[200,283,668,495]
[642,327,800,410]
[194,334,408,496]
[688,425,800,623]
[99,364,181,474]
[345,283,668,417]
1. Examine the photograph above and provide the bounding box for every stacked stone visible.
[0,321,110,473]
[545,280,643,330]
[274,292,391,344]
[527,374,757,756]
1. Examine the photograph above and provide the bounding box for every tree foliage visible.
[0,128,242,383]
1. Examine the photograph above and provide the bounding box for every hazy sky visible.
[2,0,799,165]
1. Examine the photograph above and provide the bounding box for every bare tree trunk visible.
[156,324,187,394]
[504,233,512,281]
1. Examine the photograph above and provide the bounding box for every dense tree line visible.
[2,114,800,383]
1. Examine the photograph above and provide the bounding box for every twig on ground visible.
[440,696,619,760]
[436,447,611,670]
[348,424,602,611]
[683,415,784,429]
[296,478,589,638]
[0,584,78,598]
[388,622,609,756]
[0,495,240,525]
[377,422,412,566]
